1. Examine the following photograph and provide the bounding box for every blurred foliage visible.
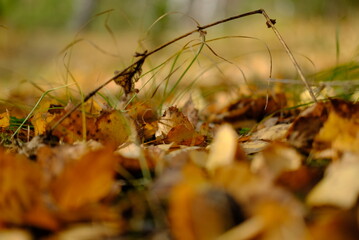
[0,0,358,32]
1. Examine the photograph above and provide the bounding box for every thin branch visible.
[259,9,317,102]
[49,8,316,132]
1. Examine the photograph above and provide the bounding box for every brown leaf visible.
[156,106,194,137]
[113,57,145,95]
[155,106,205,146]
[169,164,241,240]
[214,93,287,127]
[308,208,359,240]
[286,101,328,152]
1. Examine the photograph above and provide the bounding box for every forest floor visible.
[1,14,359,240]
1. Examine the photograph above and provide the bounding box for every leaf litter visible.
[1,93,359,239]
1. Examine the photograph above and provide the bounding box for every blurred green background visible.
[0,0,359,106]
[1,0,358,30]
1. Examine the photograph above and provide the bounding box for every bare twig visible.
[49,8,316,132]
[259,9,317,102]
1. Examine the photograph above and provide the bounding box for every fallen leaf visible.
[94,110,132,145]
[0,149,43,224]
[52,222,122,240]
[314,102,359,152]
[308,208,359,240]
[213,93,287,127]
[53,109,131,145]
[156,106,193,137]
[0,111,10,128]
[0,229,32,240]
[169,163,243,240]
[182,96,200,127]
[206,124,238,173]
[251,123,291,141]
[286,101,328,152]
[31,100,62,135]
[50,147,117,210]
[276,166,324,193]
[241,140,269,155]
[23,203,59,230]
[164,124,205,146]
[251,142,302,179]
[307,152,359,209]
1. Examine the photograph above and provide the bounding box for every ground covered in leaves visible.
[1,90,359,240]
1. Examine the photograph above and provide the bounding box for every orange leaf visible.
[164,124,205,146]
[0,149,43,224]
[50,147,117,210]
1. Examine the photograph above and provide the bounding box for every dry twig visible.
[49,9,316,132]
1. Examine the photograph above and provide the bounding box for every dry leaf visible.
[156,106,193,137]
[51,147,117,210]
[0,230,32,240]
[53,109,131,145]
[126,101,158,141]
[0,149,43,224]
[94,110,132,146]
[314,108,359,152]
[31,100,63,135]
[23,203,59,230]
[0,111,10,128]
[241,140,269,155]
[164,124,205,146]
[213,163,308,240]
[52,223,122,240]
[307,208,359,240]
[276,166,323,193]
[206,124,238,173]
[251,142,302,179]
[286,102,328,152]
[168,164,241,240]
[307,152,359,209]
[213,93,287,127]
[251,124,291,141]
[182,96,200,127]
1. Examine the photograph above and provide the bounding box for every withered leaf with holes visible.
[113,57,146,95]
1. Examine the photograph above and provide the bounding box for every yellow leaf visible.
[50,148,117,210]
[314,110,359,152]
[0,111,10,128]
[95,110,132,146]
[31,100,61,135]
